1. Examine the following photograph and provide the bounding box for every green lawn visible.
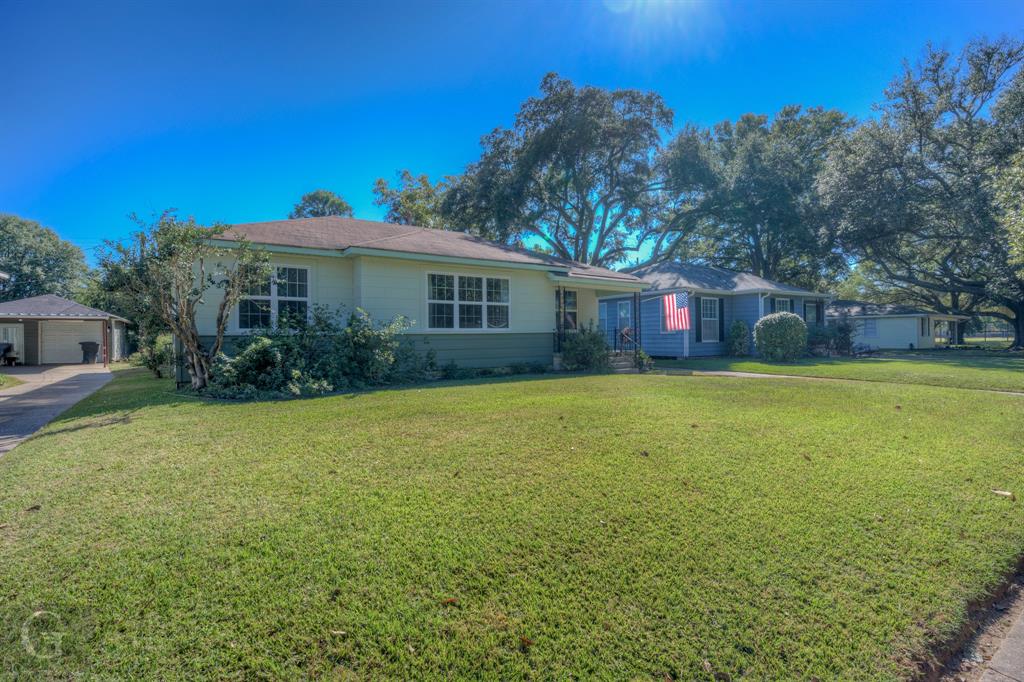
[0,373,22,389]
[657,349,1024,393]
[2,370,1023,679]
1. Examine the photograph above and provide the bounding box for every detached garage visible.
[0,295,129,366]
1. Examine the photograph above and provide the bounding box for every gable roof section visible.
[218,217,642,285]
[0,295,127,321]
[628,262,823,295]
[827,299,935,317]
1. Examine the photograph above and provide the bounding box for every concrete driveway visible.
[0,364,112,454]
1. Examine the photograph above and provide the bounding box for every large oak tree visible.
[649,106,851,290]
[820,38,1024,347]
[443,73,672,266]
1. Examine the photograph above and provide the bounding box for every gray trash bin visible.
[79,341,99,364]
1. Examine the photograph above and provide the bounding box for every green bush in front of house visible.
[561,327,611,372]
[754,312,808,361]
[727,320,751,356]
[207,306,434,399]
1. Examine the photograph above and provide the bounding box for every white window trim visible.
[863,318,878,338]
[236,265,311,332]
[774,297,792,313]
[700,296,720,343]
[425,271,512,333]
[560,289,580,331]
[613,299,632,332]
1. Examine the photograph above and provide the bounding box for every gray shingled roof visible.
[0,295,127,321]
[827,299,937,317]
[218,217,642,284]
[628,262,823,295]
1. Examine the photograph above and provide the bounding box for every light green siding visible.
[353,256,600,333]
[191,250,634,370]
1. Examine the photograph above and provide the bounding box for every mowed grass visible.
[0,373,22,389]
[2,370,1024,679]
[657,350,1024,393]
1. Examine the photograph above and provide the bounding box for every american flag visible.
[662,291,691,331]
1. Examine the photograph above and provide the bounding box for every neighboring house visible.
[189,217,645,372]
[826,299,968,350]
[0,295,128,365]
[599,262,829,358]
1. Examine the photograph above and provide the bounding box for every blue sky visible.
[2,0,1021,265]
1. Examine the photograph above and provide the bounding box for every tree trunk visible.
[188,353,211,391]
[954,321,965,345]
[1012,308,1024,351]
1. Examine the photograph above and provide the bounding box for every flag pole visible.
[683,290,690,359]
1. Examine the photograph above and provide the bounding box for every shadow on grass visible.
[659,348,1024,376]
[42,366,632,419]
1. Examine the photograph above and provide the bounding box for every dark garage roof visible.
[0,295,128,321]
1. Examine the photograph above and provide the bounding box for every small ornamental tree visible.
[110,212,270,390]
[753,312,807,361]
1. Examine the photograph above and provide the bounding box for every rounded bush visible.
[754,312,808,361]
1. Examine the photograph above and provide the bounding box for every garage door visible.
[41,320,102,364]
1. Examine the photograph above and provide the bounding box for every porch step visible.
[608,354,637,372]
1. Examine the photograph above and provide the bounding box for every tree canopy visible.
[819,37,1024,346]
[372,170,451,229]
[0,214,88,301]
[651,106,852,290]
[289,189,354,219]
[442,73,672,265]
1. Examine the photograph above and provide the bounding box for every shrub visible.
[754,312,808,361]
[129,333,173,378]
[806,325,834,355]
[206,306,432,399]
[636,349,654,372]
[726,320,751,357]
[831,316,856,356]
[561,327,611,372]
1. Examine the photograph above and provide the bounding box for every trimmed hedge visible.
[754,312,808,361]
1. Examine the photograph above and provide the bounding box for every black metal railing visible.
[603,326,637,354]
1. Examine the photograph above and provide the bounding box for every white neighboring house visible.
[826,299,968,350]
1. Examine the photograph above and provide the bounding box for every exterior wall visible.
[842,315,931,350]
[110,321,128,361]
[353,256,598,334]
[194,253,355,335]
[405,333,554,368]
[22,320,39,365]
[601,291,828,359]
[599,293,733,358]
[192,251,616,369]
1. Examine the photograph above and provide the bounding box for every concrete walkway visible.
[657,368,1024,397]
[981,608,1024,682]
[0,365,112,454]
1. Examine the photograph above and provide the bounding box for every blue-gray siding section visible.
[600,292,824,358]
